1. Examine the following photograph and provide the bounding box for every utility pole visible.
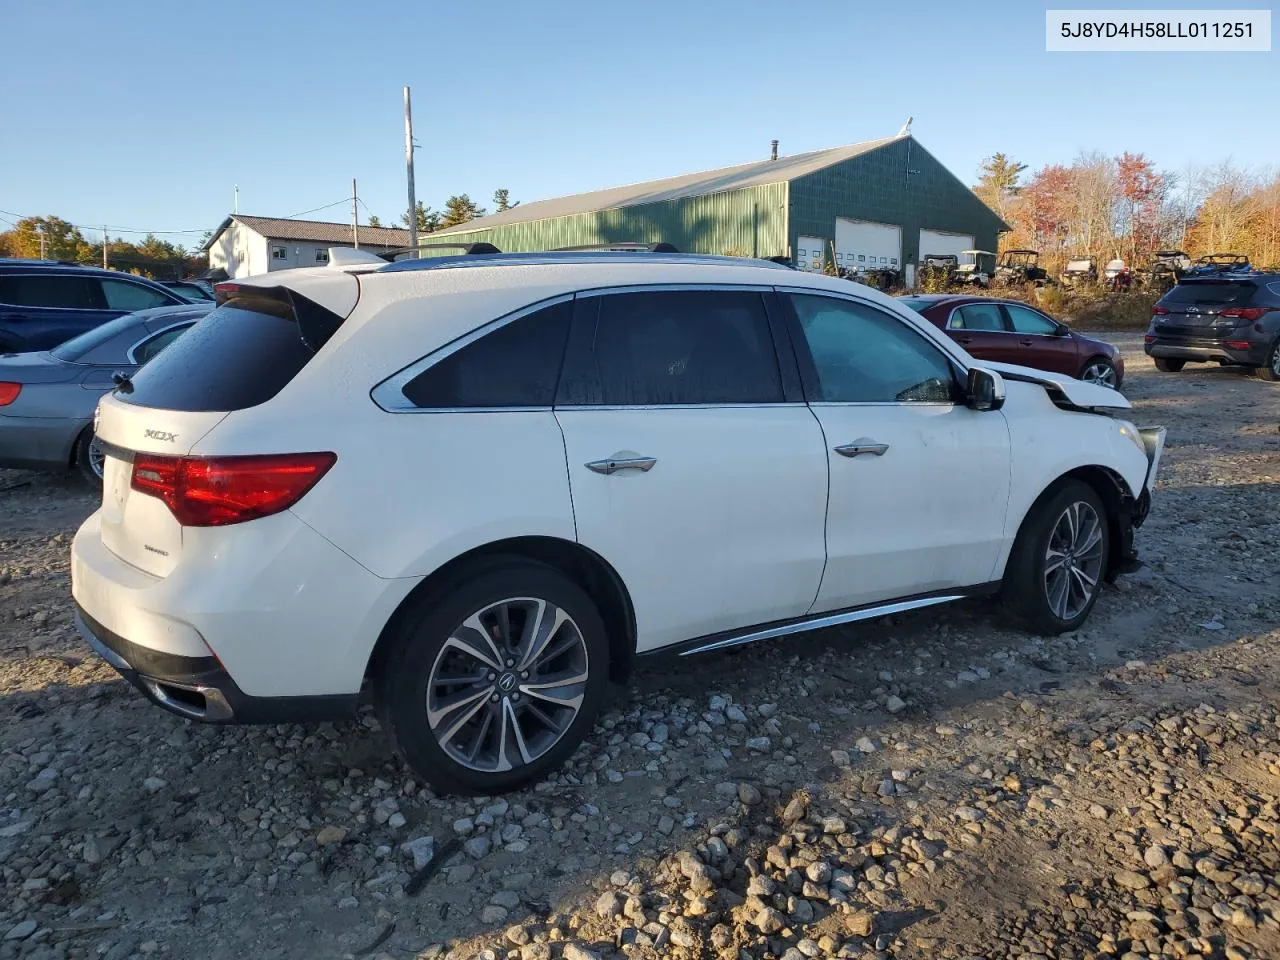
[404,85,418,252]
[38,227,46,260]
[351,178,359,248]
[234,184,239,214]
[103,227,108,269]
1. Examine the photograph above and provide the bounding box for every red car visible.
[899,294,1124,389]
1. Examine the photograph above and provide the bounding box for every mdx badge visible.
[144,429,178,443]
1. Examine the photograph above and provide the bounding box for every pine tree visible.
[493,189,518,213]
[974,154,1028,220]
[440,195,487,228]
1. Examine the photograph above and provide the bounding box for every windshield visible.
[897,298,932,313]
[49,312,145,361]
[1161,281,1257,306]
[1066,259,1092,271]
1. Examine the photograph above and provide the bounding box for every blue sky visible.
[0,0,1274,248]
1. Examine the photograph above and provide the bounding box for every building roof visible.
[431,135,904,236]
[200,215,412,252]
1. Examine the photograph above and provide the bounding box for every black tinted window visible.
[789,294,955,403]
[0,274,101,309]
[50,312,145,361]
[119,291,341,412]
[401,300,571,408]
[953,303,1005,331]
[101,278,173,311]
[1162,281,1257,306]
[590,290,782,405]
[132,325,191,365]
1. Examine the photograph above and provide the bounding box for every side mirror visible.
[1054,322,1071,337]
[966,367,1005,412]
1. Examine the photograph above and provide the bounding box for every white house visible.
[201,215,412,279]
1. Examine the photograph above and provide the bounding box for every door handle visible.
[834,438,889,458]
[1018,338,1034,346]
[956,336,973,344]
[585,456,658,475]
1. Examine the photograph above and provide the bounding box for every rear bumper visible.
[0,415,82,471]
[1144,336,1266,365]
[75,605,357,723]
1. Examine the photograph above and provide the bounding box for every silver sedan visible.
[0,303,211,483]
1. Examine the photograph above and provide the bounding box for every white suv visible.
[71,251,1165,795]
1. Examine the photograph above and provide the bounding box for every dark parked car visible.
[1144,272,1280,380]
[160,280,216,302]
[0,303,210,482]
[899,294,1124,388]
[0,259,186,353]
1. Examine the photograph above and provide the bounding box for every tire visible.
[1256,339,1280,382]
[73,426,105,486]
[375,560,610,796]
[1003,480,1110,635]
[1153,357,1185,373]
[1079,357,1120,390]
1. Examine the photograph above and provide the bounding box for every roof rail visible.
[377,251,793,274]
[551,242,680,253]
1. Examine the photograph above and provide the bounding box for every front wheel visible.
[73,426,105,485]
[1153,357,1185,373]
[376,560,610,796]
[1080,357,1119,389]
[1256,339,1280,382]
[1003,480,1110,635]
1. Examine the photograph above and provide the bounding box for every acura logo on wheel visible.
[498,673,518,693]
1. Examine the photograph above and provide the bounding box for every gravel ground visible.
[2,333,1278,960]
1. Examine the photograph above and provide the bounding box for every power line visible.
[0,196,359,238]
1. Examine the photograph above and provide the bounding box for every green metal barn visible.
[423,133,1007,281]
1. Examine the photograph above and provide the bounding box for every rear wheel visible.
[1256,339,1280,382]
[73,426,105,486]
[1153,357,1185,373]
[1003,480,1110,635]
[1080,357,1119,389]
[376,560,610,795]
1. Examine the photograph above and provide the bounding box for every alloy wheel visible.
[426,597,589,773]
[1271,344,1280,378]
[1043,501,1105,621]
[1081,361,1117,388]
[88,435,106,480]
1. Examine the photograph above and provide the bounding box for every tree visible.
[367,214,383,228]
[3,216,87,260]
[974,154,1027,223]
[1113,153,1169,264]
[440,195,487,228]
[493,188,518,213]
[402,201,441,234]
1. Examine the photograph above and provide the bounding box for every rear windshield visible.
[897,298,931,313]
[50,312,145,362]
[117,289,343,412]
[1161,281,1257,306]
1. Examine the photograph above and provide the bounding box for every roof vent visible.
[770,140,779,161]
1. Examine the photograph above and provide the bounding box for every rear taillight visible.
[1144,334,1156,344]
[130,452,336,526]
[1220,307,1267,321]
[1151,305,1170,315]
[0,382,20,406]
[1226,340,1251,350]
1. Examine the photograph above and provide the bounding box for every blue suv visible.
[0,259,187,353]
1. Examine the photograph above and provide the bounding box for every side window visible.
[951,303,1006,331]
[401,300,572,408]
[0,275,101,309]
[590,290,782,405]
[100,279,172,312]
[132,325,192,365]
[1004,304,1059,335]
[788,294,955,404]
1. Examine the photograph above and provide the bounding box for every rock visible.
[1143,845,1168,869]
[782,794,808,824]
[403,835,435,870]
[562,946,602,960]
[5,920,37,942]
[805,861,832,885]
[491,890,521,909]
[885,695,906,714]
[142,776,167,793]
[453,817,475,836]
[505,925,532,946]
[1089,804,1109,820]
[387,812,406,829]
[738,782,762,805]
[848,910,876,936]
[746,736,772,752]
[595,890,623,919]
[855,736,877,753]
[1114,870,1150,890]
[955,806,984,822]
[464,835,492,859]
[520,945,552,960]
[754,907,786,934]
[481,905,509,924]
[316,826,347,846]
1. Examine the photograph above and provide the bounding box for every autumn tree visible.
[3,216,87,260]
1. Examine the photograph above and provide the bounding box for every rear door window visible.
[131,325,193,365]
[400,300,572,408]
[951,303,1006,331]
[579,290,782,406]
[118,289,343,412]
[100,278,174,311]
[0,274,102,309]
[1004,304,1059,335]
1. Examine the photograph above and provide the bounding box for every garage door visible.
[835,219,901,273]
[795,235,826,273]
[919,229,974,263]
